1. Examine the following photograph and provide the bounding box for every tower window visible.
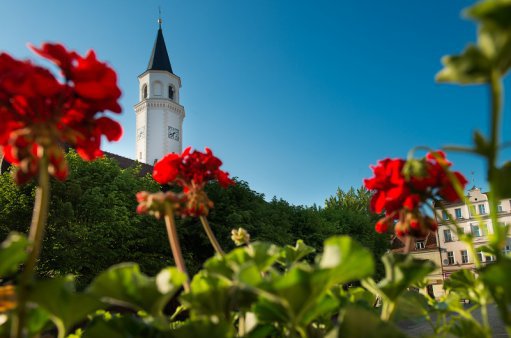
[169,86,174,100]
[142,84,148,99]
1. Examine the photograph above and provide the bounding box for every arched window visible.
[168,86,174,100]
[142,84,148,99]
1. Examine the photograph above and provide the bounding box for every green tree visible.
[0,151,173,288]
[322,186,388,278]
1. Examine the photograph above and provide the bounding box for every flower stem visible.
[488,69,503,249]
[163,203,190,292]
[199,216,225,256]
[13,155,50,338]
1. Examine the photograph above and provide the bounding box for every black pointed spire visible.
[147,19,173,74]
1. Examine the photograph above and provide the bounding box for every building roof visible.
[103,151,154,176]
[0,151,154,177]
[390,231,439,253]
[146,26,173,74]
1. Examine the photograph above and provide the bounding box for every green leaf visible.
[480,258,511,325]
[473,131,492,157]
[0,232,28,277]
[253,266,338,329]
[436,45,492,84]
[363,253,436,302]
[26,306,52,336]
[444,269,484,304]
[87,263,185,317]
[278,239,315,268]
[82,314,167,338]
[244,324,277,338]
[393,291,430,321]
[493,162,511,200]
[180,271,234,320]
[29,276,104,335]
[489,222,510,250]
[170,319,235,338]
[343,286,377,308]
[204,242,280,282]
[319,236,375,285]
[327,305,408,338]
[448,317,491,338]
[466,0,511,30]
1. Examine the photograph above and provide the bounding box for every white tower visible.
[134,19,185,165]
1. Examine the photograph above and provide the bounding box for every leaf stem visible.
[163,203,190,292]
[199,216,225,256]
[380,301,395,322]
[13,155,50,338]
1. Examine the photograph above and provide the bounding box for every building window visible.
[497,204,503,212]
[139,152,142,160]
[455,208,462,219]
[477,251,484,262]
[461,250,469,264]
[444,229,453,242]
[169,86,174,100]
[485,255,495,262]
[504,245,511,256]
[442,210,449,220]
[447,251,455,265]
[471,224,481,237]
[142,84,148,99]
[415,241,425,250]
[478,204,486,215]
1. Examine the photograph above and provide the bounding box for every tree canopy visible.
[0,152,388,286]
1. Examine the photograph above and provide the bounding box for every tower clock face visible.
[168,126,180,141]
[137,127,145,141]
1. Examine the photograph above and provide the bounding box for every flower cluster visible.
[231,227,250,246]
[364,151,467,237]
[138,147,234,217]
[136,191,186,219]
[0,43,122,183]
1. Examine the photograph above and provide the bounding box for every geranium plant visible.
[0,1,511,337]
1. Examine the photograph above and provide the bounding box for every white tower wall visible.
[134,25,185,165]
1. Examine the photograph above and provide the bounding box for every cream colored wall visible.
[436,187,511,276]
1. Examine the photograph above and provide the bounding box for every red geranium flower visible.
[153,147,234,188]
[0,43,122,183]
[151,147,234,217]
[364,151,467,237]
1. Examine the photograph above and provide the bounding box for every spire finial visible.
[158,6,162,28]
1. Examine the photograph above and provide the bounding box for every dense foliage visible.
[0,151,387,287]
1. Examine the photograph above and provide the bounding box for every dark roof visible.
[103,152,154,176]
[147,27,173,74]
[0,151,154,177]
[390,232,438,253]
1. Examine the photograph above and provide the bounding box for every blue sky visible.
[1,1,509,206]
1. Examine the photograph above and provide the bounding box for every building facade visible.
[391,233,444,298]
[134,19,185,165]
[436,186,511,278]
